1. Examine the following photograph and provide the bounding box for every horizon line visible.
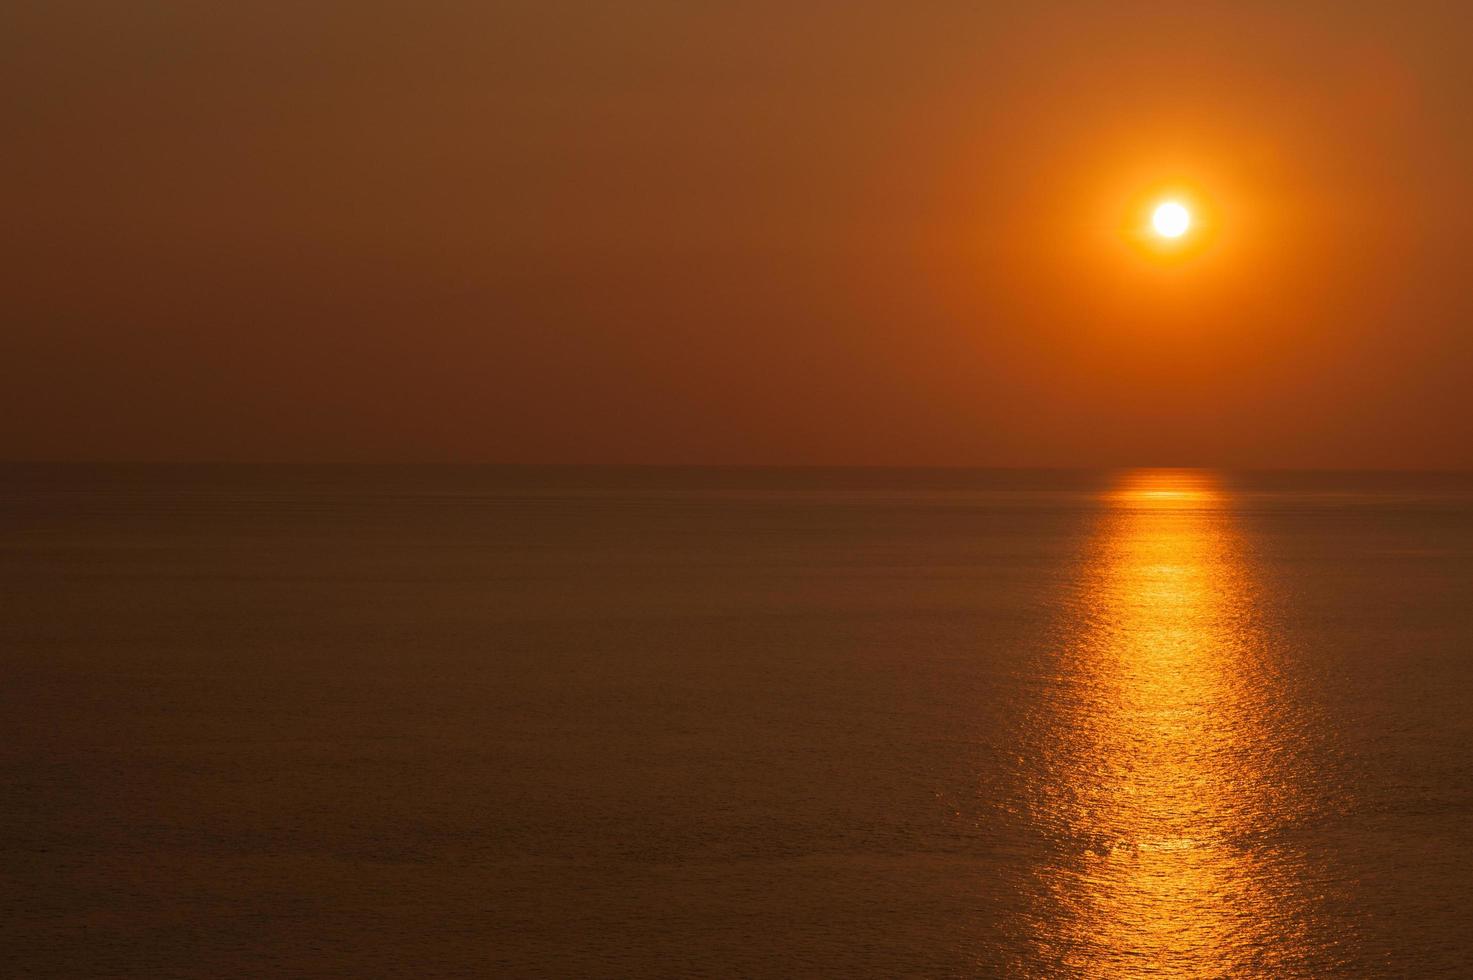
[4,459,1473,475]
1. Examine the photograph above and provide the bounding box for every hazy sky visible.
[7,2,1473,466]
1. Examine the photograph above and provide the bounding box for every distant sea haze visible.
[4,465,1472,976]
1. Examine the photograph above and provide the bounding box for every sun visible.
[1118,184,1214,260]
[1151,200,1191,239]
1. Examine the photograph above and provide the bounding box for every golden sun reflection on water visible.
[1017,469,1327,977]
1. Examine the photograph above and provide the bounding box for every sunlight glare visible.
[1152,201,1191,239]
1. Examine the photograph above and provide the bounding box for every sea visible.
[3,464,1472,977]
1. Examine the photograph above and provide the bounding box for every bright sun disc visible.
[1152,201,1190,238]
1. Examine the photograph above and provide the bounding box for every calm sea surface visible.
[3,465,1472,977]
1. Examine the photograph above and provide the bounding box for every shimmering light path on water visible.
[1008,470,1341,976]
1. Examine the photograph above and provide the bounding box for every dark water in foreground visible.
[3,465,1473,977]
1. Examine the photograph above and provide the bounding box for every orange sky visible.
[6,2,1473,466]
